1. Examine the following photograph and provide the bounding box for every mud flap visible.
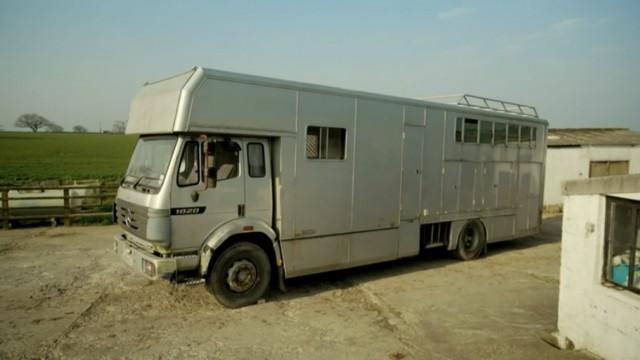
[277,265,287,292]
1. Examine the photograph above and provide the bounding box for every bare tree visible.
[73,125,88,133]
[45,123,64,133]
[14,113,52,133]
[112,121,126,134]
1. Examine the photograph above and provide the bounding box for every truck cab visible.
[114,134,281,308]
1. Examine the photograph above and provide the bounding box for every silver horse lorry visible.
[114,66,547,308]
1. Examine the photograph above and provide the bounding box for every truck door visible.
[170,137,245,251]
[401,126,423,221]
[398,126,424,258]
[241,138,272,225]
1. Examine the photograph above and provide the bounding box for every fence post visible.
[1,190,9,230]
[99,182,104,207]
[63,188,71,226]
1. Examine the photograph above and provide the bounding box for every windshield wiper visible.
[132,176,144,190]
[130,175,161,191]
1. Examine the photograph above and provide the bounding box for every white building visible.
[553,174,640,360]
[544,128,640,208]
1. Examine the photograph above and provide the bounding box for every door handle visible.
[237,204,245,217]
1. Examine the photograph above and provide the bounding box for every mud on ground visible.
[0,218,592,359]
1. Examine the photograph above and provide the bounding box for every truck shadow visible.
[268,216,563,303]
[485,215,562,255]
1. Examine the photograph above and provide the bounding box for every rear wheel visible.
[453,220,486,260]
[206,242,271,308]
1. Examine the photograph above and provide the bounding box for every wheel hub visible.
[226,259,258,293]
[463,228,478,249]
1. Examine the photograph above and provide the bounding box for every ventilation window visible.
[455,117,463,143]
[479,120,493,144]
[464,119,479,144]
[494,122,506,145]
[521,126,531,145]
[531,127,537,147]
[508,124,519,145]
[306,126,346,160]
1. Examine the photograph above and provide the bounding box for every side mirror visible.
[207,167,217,188]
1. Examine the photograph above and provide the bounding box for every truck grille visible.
[115,199,148,240]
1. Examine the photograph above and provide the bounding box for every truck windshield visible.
[122,137,177,190]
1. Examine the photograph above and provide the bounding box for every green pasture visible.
[0,132,138,185]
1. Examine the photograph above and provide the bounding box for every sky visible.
[0,0,639,132]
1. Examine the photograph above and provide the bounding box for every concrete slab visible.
[0,219,594,359]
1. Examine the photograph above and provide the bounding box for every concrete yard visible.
[0,217,593,359]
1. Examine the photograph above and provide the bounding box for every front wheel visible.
[206,242,272,308]
[453,220,486,260]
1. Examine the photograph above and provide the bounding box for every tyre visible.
[453,220,486,260]
[205,242,272,308]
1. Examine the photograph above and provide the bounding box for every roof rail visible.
[422,94,539,118]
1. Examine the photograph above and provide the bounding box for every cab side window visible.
[177,141,200,186]
[214,141,240,181]
[247,143,266,177]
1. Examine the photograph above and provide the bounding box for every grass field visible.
[0,132,138,185]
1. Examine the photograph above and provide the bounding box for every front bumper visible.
[114,233,177,281]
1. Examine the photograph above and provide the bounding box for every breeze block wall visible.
[557,175,640,360]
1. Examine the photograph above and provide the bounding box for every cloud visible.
[590,45,620,56]
[438,7,472,20]
[551,17,588,32]
[510,17,592,47]
[596,17,613,25]
[497,44,523,55]
[436,45,476,57]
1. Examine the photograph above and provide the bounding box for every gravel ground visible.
[0,217,594,359]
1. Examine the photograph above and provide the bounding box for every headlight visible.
[142,258,156,277]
